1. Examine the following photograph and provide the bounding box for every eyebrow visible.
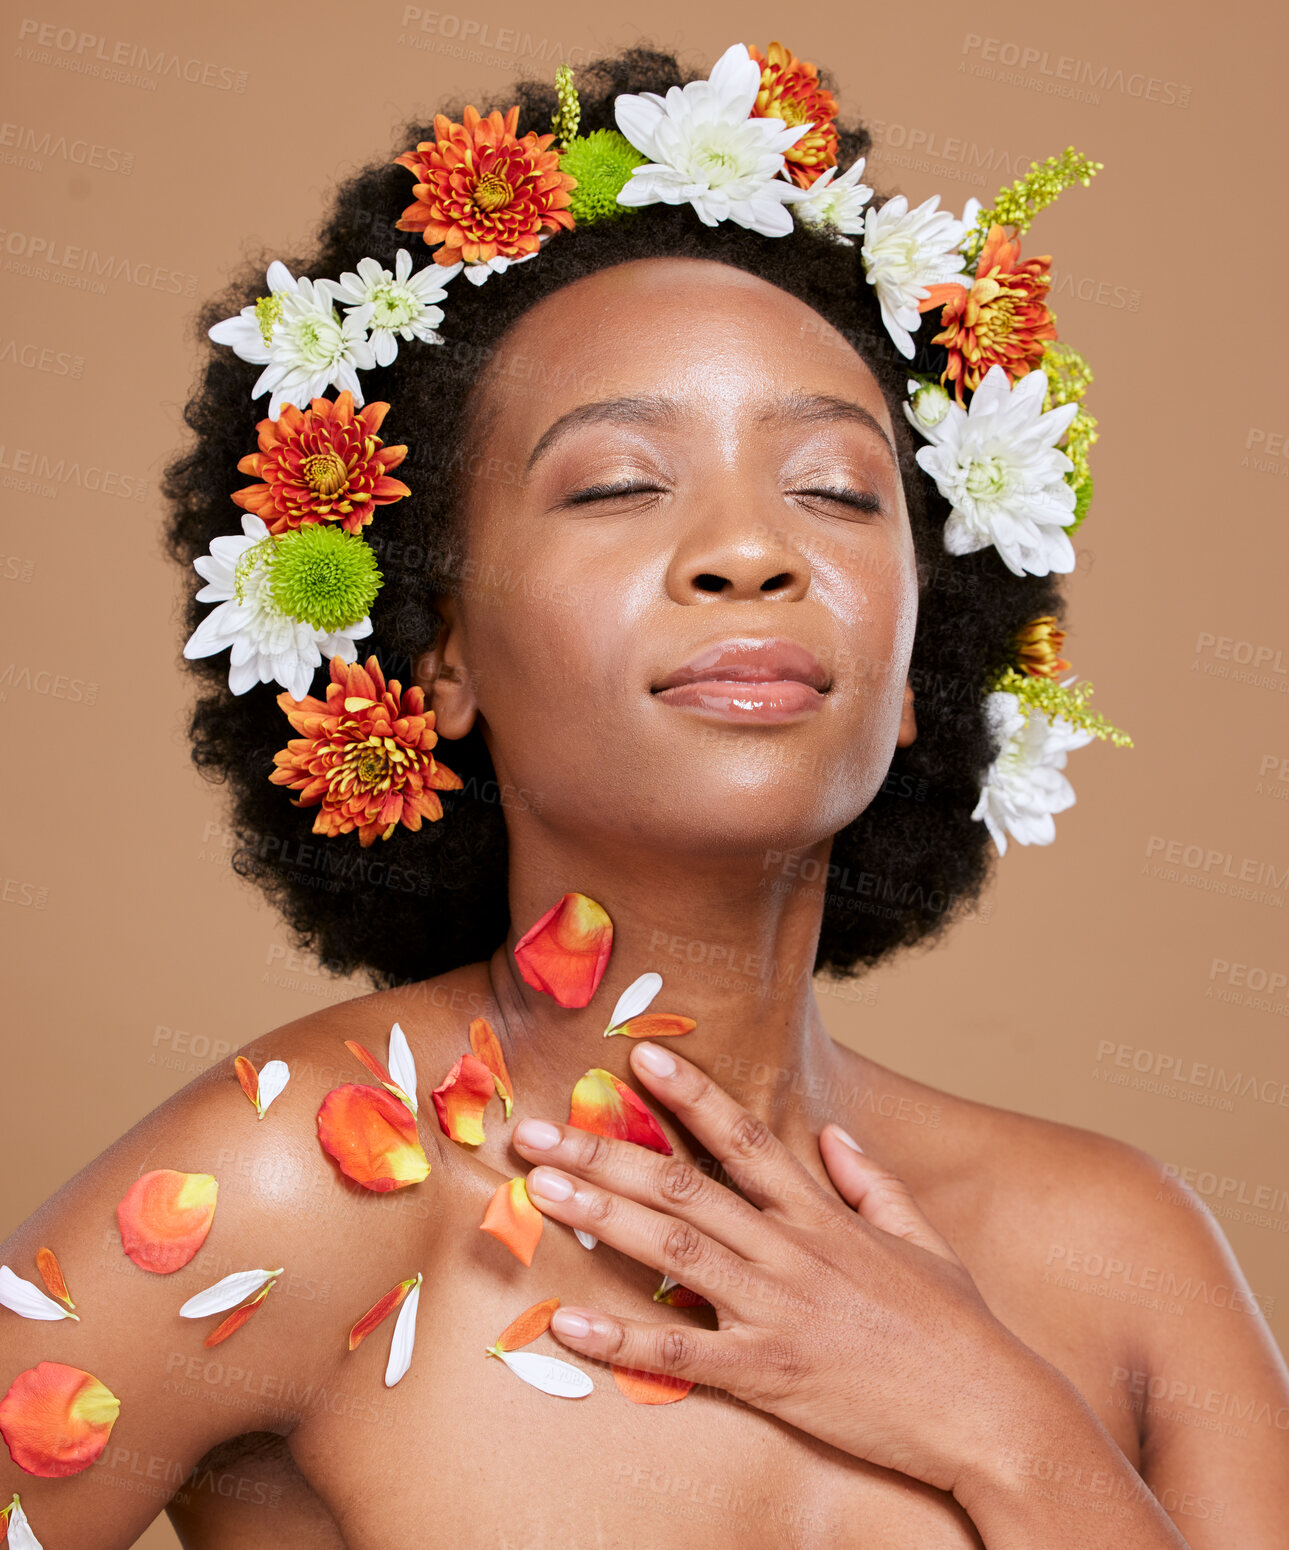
[522,390,899,477]
[759,391,899,470]
[523,396,683,475]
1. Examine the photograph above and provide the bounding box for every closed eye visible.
[790,486,882,514]
[563,481,667,506]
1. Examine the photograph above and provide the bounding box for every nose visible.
[665,526,811,604]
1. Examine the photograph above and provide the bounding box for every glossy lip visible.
[650,637,830,724]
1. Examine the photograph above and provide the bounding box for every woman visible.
[1,42,1285,1550]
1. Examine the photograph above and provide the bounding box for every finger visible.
[512,1116,774,1260]
[546,1303,749,1395]
[625,1043,840,1225]
[522,1164,769,1314]
[820,1125,964,1267]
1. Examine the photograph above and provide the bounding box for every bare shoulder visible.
[845,1052,1289,1526]
[0,973,480,1547]
[854,1056,1271,1327]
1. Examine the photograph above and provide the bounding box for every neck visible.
[484,822,859,1169]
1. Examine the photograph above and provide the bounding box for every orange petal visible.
[490,1296,560,1353]
[348,1275,417,1351]
[918,280,967,314]
[204,1279,275,1348]
[35,1248,73,1309]
[568,1069,672,1155]
[345,1039,413,1111]
[316,1084,430,1192]
[611,1365,693,1405]
[654,1281,712,1309]
[430,1053,496,1145]
[116,1169,218,1274]
[513,892,613,1008]
[0,1362,121,1477]
[469,1018,514,1118]
[612,1013,697,1039]
[234,1055,260,1110]
[480,1177,544,1266]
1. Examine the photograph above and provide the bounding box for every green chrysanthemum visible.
[561,130,648,223]
[268,525,382,632]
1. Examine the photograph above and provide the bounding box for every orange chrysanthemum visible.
[748,42,839,188]
[232,391,409,536]
[1014,616,1071,679]
[931,223,1057,401]
[394,104,576,269]
[270,655,462,847]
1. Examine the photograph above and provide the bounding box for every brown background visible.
[2,1,1286,1543]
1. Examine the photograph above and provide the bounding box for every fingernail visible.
[633,1042,675,1077]
[551,1309,590,1337]
[527,1167,574,1200]
[514,1118,561,1150]
[831,1125,863,1152]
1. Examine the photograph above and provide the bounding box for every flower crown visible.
[188,40,1129,859]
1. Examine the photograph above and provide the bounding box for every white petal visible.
[4,1497,43,1550]
[179,1268,278,1319]
[706,41,761,113]
[256,1060,290,1114]
[266,261,297,293]
[384,1275,421,1387]
[387,1022,417,1114]
[606,972,662,1032]
[0,1266,75,1321]
[182,611,234,661]
[573,1229,599,1251]
[496,1349,594,1398]
[227,656,262,696]
[614,92,663,157]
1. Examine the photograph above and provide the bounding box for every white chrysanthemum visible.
[613,42,813,237]
[182,512,372,699]
[321,248,462,366]
[859,194,972,358]
[793,158,874,243]
[909,365,1080,577]
[209,261,375,419]
[905,377,952,434]
[973,690,1094,855]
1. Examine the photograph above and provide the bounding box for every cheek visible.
[828,544,919,694]
[461,565,632,766]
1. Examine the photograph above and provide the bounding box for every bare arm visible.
[0,1017,438,1548]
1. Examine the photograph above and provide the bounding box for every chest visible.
[283,1158,1138,1550]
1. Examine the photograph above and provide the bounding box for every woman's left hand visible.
[510,1041,1056,1496]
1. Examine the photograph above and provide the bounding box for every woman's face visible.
[427,255,919,857]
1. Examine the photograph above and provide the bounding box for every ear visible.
[895,682,917,747]
[411,595,478,741]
